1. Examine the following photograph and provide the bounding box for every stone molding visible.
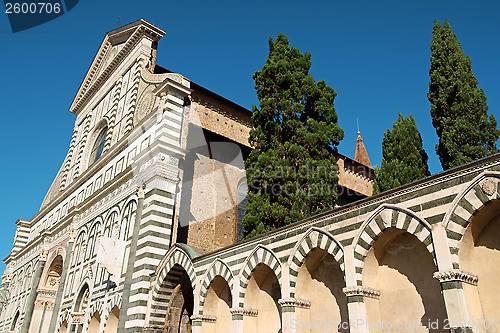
[230,307,258,317]
[343,286,380,299]
[278,298,311,309]
[190,315,217,322]
[433,270,478,286]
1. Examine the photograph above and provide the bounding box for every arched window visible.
[89,127,108,164]
[75,285,89,313]
[11,311,19,332]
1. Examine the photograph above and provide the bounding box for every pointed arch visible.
[148,245,197,326]
[198,259,234,314]
[119,198,138,241]
[73,280,91,312]
[86,298,105,327]
[442,171,500,268]
[238,245,282,308]
[155,245,197,289]
[10,310,20,332]
[353,204,434,285]
[102,206,121,238]
[40,247,65,291]
[56,310,71,333]
[287,227,344,298]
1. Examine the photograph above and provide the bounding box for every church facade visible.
[1,19,499,333]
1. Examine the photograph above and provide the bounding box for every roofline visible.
[106,19,165,39]
[335,152,375,172]
[190,81,252,116]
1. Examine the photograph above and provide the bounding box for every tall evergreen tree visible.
[428,20,499,170]
[243,33,344,239]
[373,113,430,194]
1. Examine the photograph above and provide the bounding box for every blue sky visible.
[1,0,499,273]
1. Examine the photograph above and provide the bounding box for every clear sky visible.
[1,0,499,273]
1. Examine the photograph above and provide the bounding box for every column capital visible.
[278,298,311,309]
[190,315,216,323]
[343,286,380,299]
[230,307,258,317]
[39,247,49,261]
[433,269,478,286]
[137,186,145,199]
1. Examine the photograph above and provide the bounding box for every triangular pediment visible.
[69,19,165,115]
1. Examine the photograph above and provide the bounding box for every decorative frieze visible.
[433,270,478,286]
[278,298,311,309]
[343,286,380,299]
[230,307,258,317]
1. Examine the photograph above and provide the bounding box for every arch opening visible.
[88,311,101,333]
[104,306,119,333]
[71,284,90,333]
[295,248,348,333]
[162,265,194,333]
[459,199,500,328]
[363,227,446,333]
[58,320,68,333]
[11,310,19,332]
[201,275,232,333]
[243,263,282,333]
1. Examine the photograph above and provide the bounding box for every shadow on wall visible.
[296,248,349,333]
[364,228,447,333]
[460,199,500,330]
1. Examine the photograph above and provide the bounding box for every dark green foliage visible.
[242,33,344,239]
[373,113,430,194]
[428,20,499,170]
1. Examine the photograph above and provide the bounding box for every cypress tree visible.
[373,113,430,194]
[243,33,344,239]
[428,20,499,170]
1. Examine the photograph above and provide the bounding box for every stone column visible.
[48,227,76,333]
[343,286,380,333]
[343,246,371,333]
[20,248,47,333]
[432,223,474,333]
[433,270,477,333]
[117,186,145,333]
[279,298,311,333]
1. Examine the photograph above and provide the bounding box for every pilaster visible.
[20,246,48,333]
[433,269,477,333]
[279,298,311,333]
[432,223,474,333]
[120,78,190,332]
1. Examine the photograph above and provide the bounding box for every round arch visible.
[353,204,435,285]
[287,227,344,298]
[198,259,234,314]
[238,245,282,308]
